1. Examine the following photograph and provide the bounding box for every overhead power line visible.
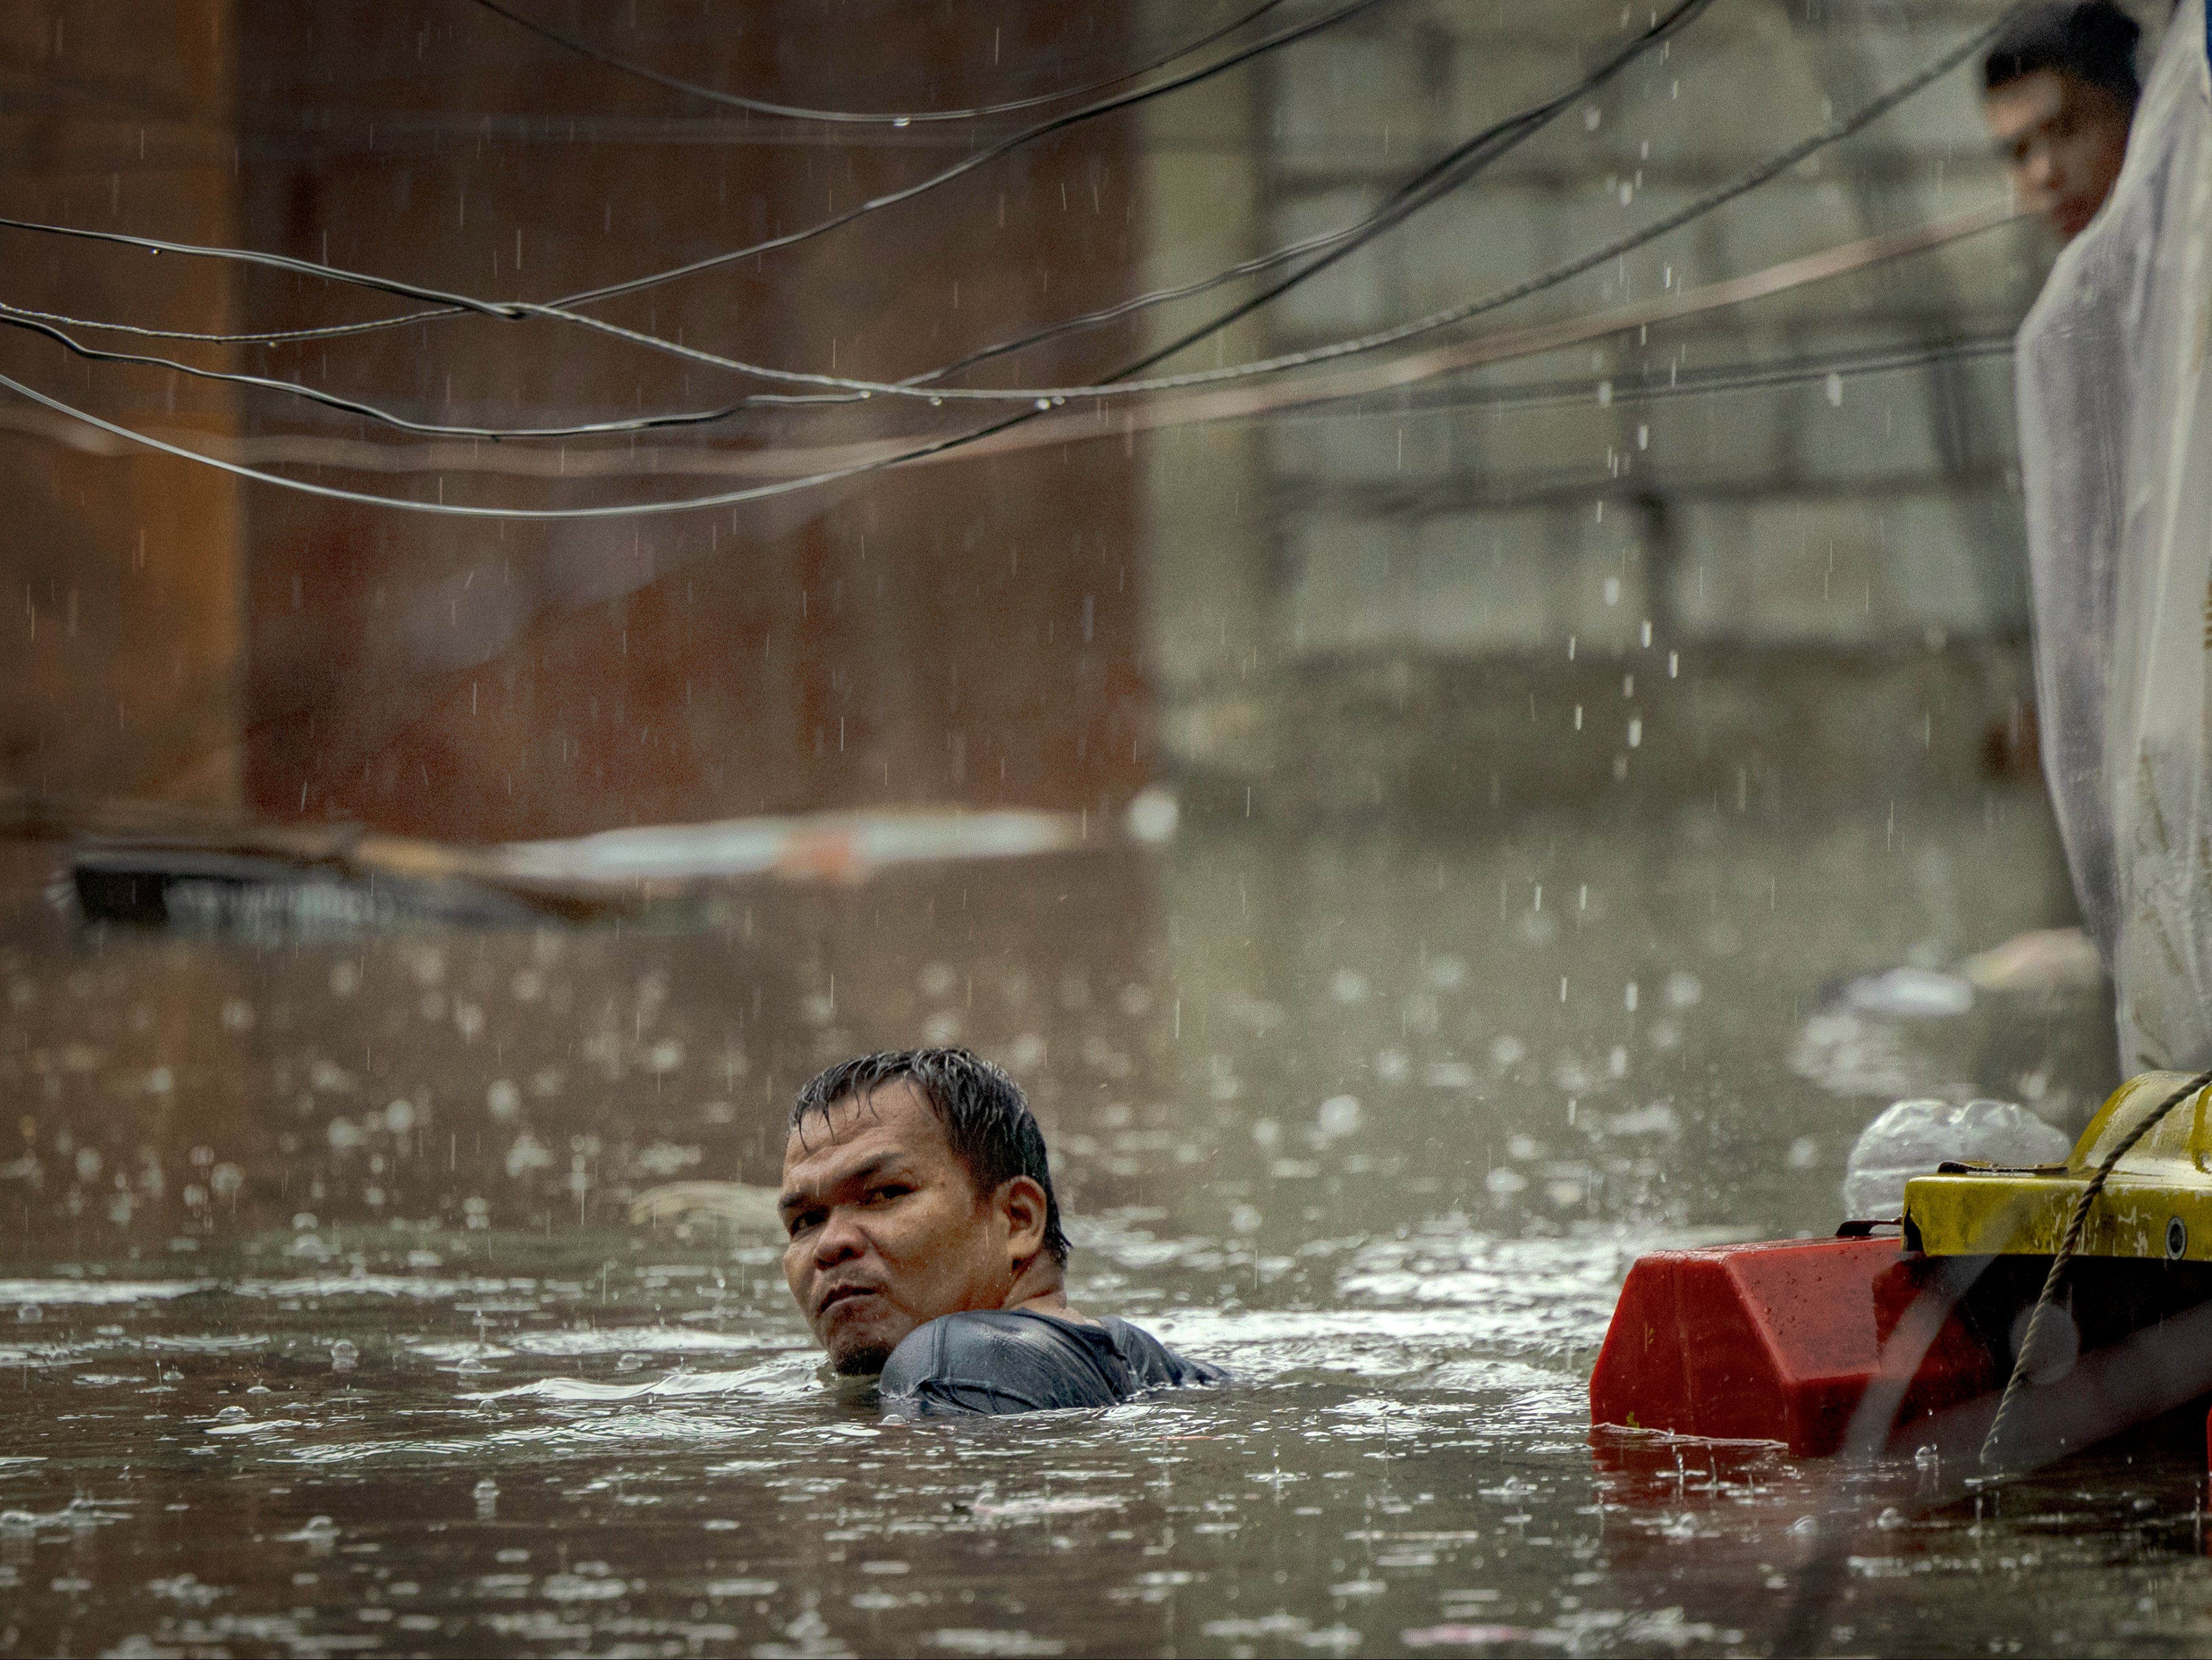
[552,0,1399,310]
[1051,0,2018,399]
[735,0,1718,405]
[0,220,2018,484]
[0,7,2026,514]
[0,0,2023,423]
[473,0,1293,125]
[0,0,1394,364]
[1054,204,2014,442]
[0,0,1711,436]
[0,359,1024,520]
[0,0,1981,426]
[0,207,2009,522]
[1368,334,2018,422]
[871,0,1719,396]
[21,206,2009,478]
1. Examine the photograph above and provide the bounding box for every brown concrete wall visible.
[232,2,1148,841]
[0,1,245,813]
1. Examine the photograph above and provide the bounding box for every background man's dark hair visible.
[791,1048,1070,1266]
[1983,2,2143,104]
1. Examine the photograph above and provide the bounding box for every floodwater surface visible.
[1,789,2188,1659]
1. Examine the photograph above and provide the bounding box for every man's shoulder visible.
[880,1309,1115,1414]
[1098,1317,1229,1389]
[880,1309,1222,1415]
[885,1308,1085,1371]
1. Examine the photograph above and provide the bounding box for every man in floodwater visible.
[1981,3,2141,244]
[779,1047,1224,1413]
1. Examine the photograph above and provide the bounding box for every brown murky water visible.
[2,788,2184,1659]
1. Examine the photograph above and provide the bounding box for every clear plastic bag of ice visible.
[1840,1098,2073,1220]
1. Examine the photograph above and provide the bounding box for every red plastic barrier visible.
[1590,1237,1911,1456]
[1595,1238,2212,1462]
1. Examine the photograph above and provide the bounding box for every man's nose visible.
[812,1208,868,1267]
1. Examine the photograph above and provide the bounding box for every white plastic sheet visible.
[1841,1097,2072,1220]
[2018,0,2212,1070]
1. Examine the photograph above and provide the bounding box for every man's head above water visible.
[1982,2,2142,243]
[780,1048,1072,1375]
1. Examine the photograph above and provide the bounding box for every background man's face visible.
[779,1082,1016,1374]
[1984,68,2133,242]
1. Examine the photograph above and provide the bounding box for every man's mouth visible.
[816,1283,880,1318]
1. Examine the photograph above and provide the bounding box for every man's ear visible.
[998,1175,1050,1266]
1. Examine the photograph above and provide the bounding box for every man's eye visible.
[787,1209,823,1237]
[866,1184,911,1204]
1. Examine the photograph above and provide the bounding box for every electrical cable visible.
[521,0,1989,417]
[0,301,428,349]
[0,0,2015,434]
[0,0,1611,387]
[472,0,1653,390]
[1329,334,2017,421]
[0,213,533,319]
[538,0,1400,310]
[0,321,2011,518]
[0,8,2019,512]
[124,0,1978,415]
[817,0,1713,396]
[0,185,2009,505]
[0,0,1392,374]
[0,360,1034,519]
[0,90,1517,358]
[1034,0,2017,400]
[698,0,2008,425]
[0,305,663,440]
[0,208,2008,458]
[0,0,1707,434]
[0,218,2013,483]
[472,0,1293,125]
[1036,201,2013,449]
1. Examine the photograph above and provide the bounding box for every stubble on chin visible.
[830,1340,895,1377]
[818,1303,902,1374]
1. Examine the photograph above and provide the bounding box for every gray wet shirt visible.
[877,1309,1225,1416]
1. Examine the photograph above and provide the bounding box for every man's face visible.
[779,1082,1017,1374]
[1984,69,2133,242]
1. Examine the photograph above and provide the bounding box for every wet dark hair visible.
[790,1048,1069,1266]
[1983,3,2142,105]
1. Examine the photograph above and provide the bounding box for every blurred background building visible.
[4,0,1153,841]
[1,0,2150,843]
